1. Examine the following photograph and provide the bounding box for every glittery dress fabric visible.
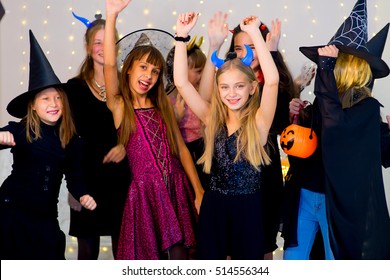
[196,127,265,259]
[208,127,262,195]
[116,108,197,260]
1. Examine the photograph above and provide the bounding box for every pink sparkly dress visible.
[116,108,197,260]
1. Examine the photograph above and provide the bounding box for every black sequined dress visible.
[196,127,265,260]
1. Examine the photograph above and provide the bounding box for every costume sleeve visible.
[313,56,344,126]
[314,56,379,130]
[0,121,23,150]
[63,135,89,200]
[380,121,390,168]
[269,51,291,135]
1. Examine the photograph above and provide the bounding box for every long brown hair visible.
[198,59,271,173]
[118,46,178,155]
[25,87,76,148]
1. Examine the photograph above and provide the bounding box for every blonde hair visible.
[25,87,76,148]
[334,52,373,108]
[118,45,178,155]
[198,59,271,173]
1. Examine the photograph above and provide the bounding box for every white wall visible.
[1,0,390,223]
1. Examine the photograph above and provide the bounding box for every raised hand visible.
[176,12,199,38]
[265,18,281,52]
[106,0,132,16]
[208,11,228,50]
[318,44,339,58]
[240,15,261,35]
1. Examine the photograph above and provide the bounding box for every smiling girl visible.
[0,30,96,260]
[174,12,279,259]
[103,0,203,260]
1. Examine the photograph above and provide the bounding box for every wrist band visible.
[174,35,191,42]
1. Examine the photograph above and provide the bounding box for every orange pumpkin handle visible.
[291,101,316,139]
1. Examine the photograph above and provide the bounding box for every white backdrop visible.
[1,0,390,245]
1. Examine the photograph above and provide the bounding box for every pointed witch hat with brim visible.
[367,23,389,60]
[367,23,390,89]
[7,30,65,118]
[299,0,389,79]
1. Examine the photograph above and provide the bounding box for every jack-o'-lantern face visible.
[280,124,318,158]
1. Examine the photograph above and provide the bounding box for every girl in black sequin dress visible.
[174,13,279,259]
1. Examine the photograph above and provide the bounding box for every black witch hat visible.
[7,30,65,118]
[367,23,389,60]
[367,23,390,89]
[299,0,389,79]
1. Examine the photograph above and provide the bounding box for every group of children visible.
[1,0,389,260]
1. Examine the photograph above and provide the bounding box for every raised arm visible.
[198,11,228,102]
[104,0,131,127]
[174,12,210,125]
[241,16,279,144]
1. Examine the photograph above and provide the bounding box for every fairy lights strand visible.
[19,3,28,88]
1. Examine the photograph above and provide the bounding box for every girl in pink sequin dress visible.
[103,0,203,260]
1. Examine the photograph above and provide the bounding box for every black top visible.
[0,121,87,218]
[209,127,262,196]
[66,78,130,236]
[314,56,390,259]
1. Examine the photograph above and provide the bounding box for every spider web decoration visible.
[328,0,368,51]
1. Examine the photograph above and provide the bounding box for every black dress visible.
[0,121,88,259]
[66,78,131,238]
[196,127,264,260]
[314,57,390,259]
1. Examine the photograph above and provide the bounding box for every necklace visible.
[93,79,106,102]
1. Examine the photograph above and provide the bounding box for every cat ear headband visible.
[211,44,253,68]
[187,36,204,52]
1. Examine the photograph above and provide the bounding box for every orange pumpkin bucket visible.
[280,114,318,159]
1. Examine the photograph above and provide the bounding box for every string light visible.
[1,1,389,260]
